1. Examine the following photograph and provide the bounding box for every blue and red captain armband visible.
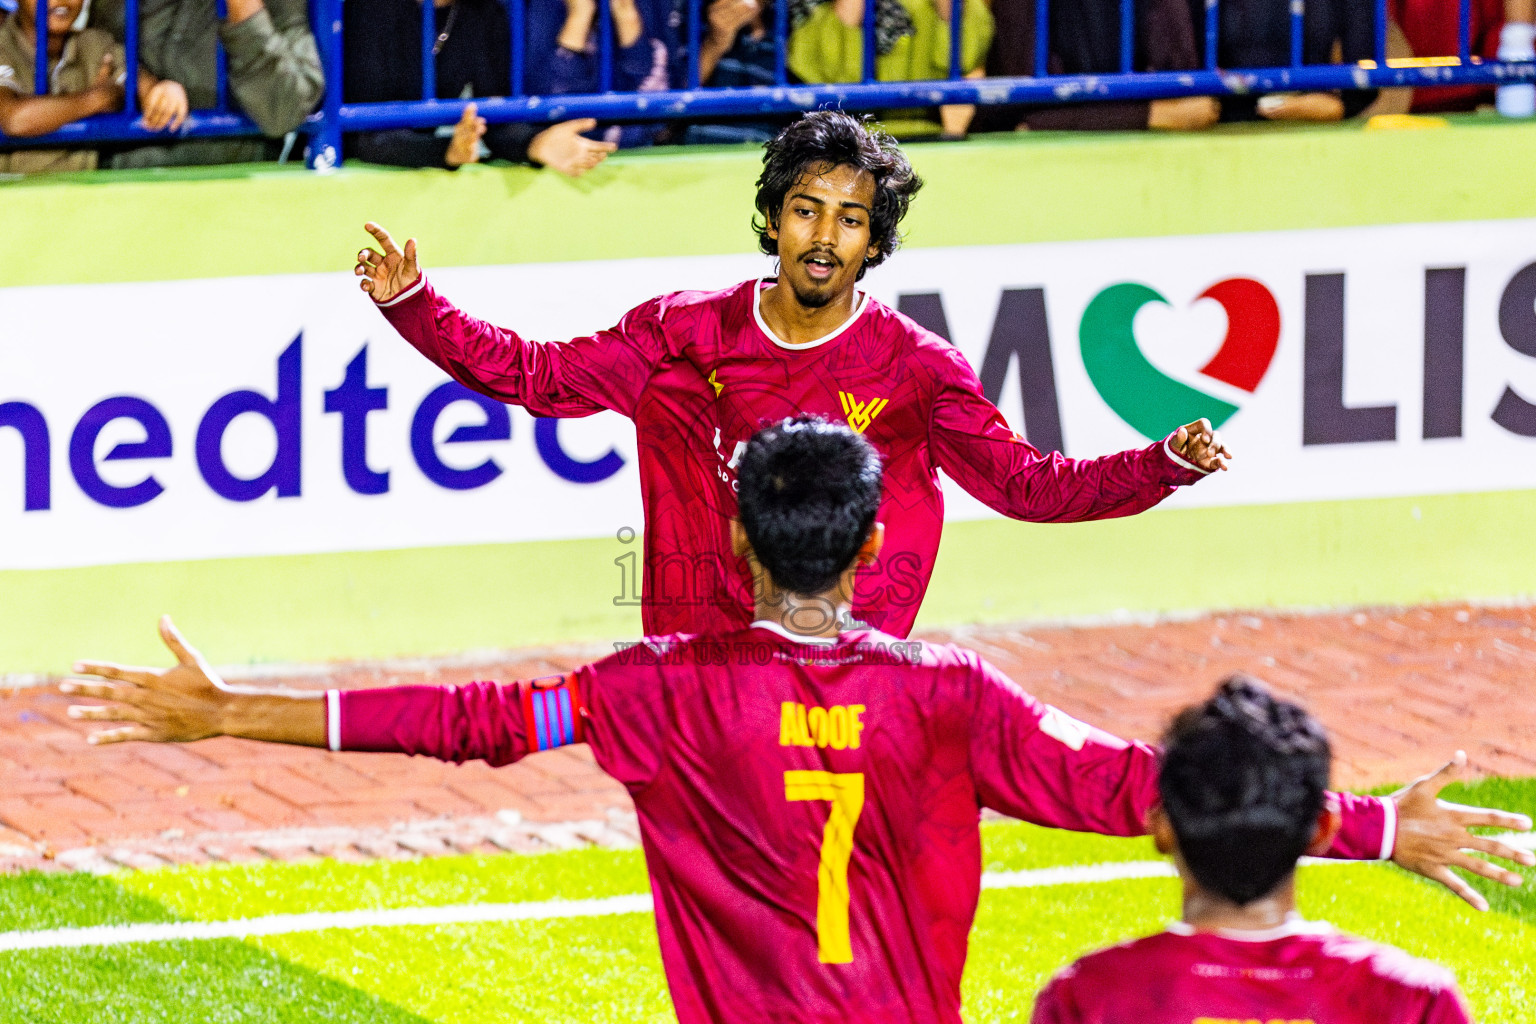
[523,673,587,752]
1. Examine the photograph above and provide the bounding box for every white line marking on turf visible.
[0,852,1439,954]
[0,861,1187,953]
[982,861,1175,887]
[0,893,656,953]
[1505,832,1536,851]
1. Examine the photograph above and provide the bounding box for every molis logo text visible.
[1080,278,1281,439]
[894,258,1536,454]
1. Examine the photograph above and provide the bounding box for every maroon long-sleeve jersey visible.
[328,625,1394,1024]
[376,278,1206,637]
[1031,919,1473,1024]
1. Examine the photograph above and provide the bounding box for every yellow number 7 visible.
[784,770,866,964]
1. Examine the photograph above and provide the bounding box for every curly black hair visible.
[1160,676,1332,906]
[753,111,923,280]
[736,416,884,596]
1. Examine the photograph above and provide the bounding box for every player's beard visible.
[786,254,844,309]
[790,278,836,309]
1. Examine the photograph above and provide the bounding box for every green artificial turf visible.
[115,846,651,921]
[0,941,438,1024]
[0,784,1532,1023]
[0,871,180,932]
[255,917,672,1024]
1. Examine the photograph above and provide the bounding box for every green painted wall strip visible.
[914,489,1536,632]
[4,489,1533,675]
[6,115,1536,288]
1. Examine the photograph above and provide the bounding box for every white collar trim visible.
[751,620,840,646]
[754,278,871,351]
[1164,915,1334,942]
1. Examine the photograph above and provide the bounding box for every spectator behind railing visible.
[1497,0,1535,115]
[785,0,994,138]
[344,0,616,176]
[1390,0,1502,111]
[977,0,1217,131]
[678,0,792,143]
[90,0,322,166]
[1187,0,1379,121]
[0,0,187,171]
[525,0,673,147]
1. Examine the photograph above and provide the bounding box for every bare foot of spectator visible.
[1256,92,1344,122]
[610,0,644,47]
[446,103,488,168]
[528,118,618,178]
[559,0,599,50]
[1148,96,1219,131]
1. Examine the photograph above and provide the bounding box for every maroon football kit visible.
[376,278,1208,637]
[1031,918,1473,1024]
[325,626,1397,1024]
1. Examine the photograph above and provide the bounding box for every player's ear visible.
[1147,804,1177,856]
[856,523,884,565]
[1303,805,1344,858]
[730,518,752,558]
[766,207,780,241]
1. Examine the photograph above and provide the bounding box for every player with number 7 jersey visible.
[331,620,1400,1024]
[67,419,1520,1024]
[321,425,1391,1024]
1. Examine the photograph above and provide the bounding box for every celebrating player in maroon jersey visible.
[1032,678,1486,1024]
[353,110,1232,639]
[64,420,1531,1024]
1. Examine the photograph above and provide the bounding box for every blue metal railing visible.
[6,0,1536,169]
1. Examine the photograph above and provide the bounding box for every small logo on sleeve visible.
[838,392,889,434]
[1038,707,1090,751]
[523,674,586,751]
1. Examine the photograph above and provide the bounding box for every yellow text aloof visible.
[780,702,866,750]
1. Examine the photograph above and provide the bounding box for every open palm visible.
[63,616,231,744]
[354,221,422,303]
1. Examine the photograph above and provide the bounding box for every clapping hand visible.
[528,119,617,178]
[88,54,126,115]
[1169,417,1232,473]
[446,103,487,168]
[140,79,188,132]
[354,222,422,303]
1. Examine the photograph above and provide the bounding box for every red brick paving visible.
[0,602,1531,873]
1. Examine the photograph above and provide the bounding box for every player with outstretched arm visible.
[63,419,1532,1024]
[352,110,1232,639]
[1032,678,1481,1024]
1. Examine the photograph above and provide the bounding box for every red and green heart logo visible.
[1079,278,1280,440]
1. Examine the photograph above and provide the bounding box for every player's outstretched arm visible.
[62,616,326,748]
[1385,751,1534,911]
[925,348,1223,525]
[350,221,665,420]
[354,222,422,304]
[972,664,1533,910]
